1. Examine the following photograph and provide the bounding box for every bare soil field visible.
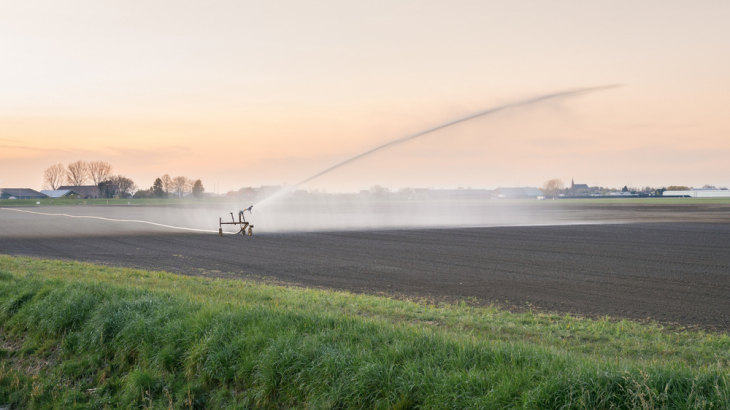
[1,202,729,329]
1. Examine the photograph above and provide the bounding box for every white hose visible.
[0,207,239,235]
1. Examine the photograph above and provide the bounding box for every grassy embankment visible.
[1,255,729,409]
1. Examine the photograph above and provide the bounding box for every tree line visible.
[43,161,205,199]
[134,175,204,198]
[541,179,726,196]
[43,160,137,198]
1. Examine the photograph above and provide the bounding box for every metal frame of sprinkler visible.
[219,206,253,236]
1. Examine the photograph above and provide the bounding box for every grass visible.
[0,255,728,409]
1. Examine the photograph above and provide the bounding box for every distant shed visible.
[40,189,80,198]
[663,189,730,198]
[494,187,544,198]
[58,185,100,199]
[522,187,545,197]
[0,188,48,200]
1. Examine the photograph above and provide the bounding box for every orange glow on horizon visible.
[1,1,729,192]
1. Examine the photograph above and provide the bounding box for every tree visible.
[369,185,389,200]
[622,186,629,192]
[133,189,152,199]
[172,176,189,197]
[152,178,165,198]
[702,184,716,189]
[542,179,565,196]
[158,174,172,196]
[88,161,114,185]
[43,164,65,190]
[185,178,195,195]
[667,186,690,191]
[109,175,137,198]
[66,160,89,185]
[192,179,205,198]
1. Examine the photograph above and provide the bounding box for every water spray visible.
[1,86,620,237]
[250,84,621,209]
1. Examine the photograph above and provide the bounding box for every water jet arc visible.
[255,84,621,207]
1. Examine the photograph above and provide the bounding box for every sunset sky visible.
[2,1,729,192]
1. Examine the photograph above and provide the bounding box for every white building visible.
[663,189,730,198]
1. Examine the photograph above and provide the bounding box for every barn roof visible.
[58,185,100,198]
[0,188,48,198]
[40,189,79,198]
[522,187,545,196]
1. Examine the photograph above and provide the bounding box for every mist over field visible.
[3,196,730,239]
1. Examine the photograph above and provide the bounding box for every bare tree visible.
[43,164,66,190]
[184,178,195,195]
[172,176,189,197]
[109,175,137,198]
[161,174,174,196]
[66,160,89,186]
[88,161,114,185]
[542,178,565,195]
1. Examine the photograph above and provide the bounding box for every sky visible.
[1,1,729,192]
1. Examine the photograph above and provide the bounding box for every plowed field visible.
[2,203,728,329]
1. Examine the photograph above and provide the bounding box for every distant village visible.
[216,179,730,203]
[2,161,729,200]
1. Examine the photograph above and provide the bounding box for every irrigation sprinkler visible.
[219,206,254,236]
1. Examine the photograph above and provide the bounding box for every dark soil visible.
[2,221,729,329]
